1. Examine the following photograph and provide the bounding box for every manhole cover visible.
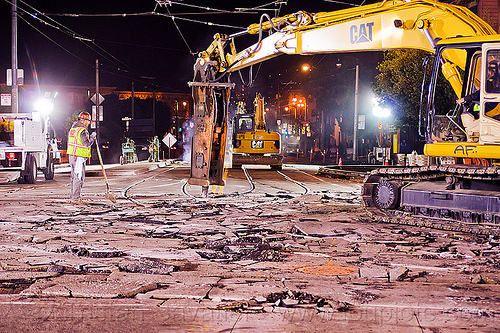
[294,262,357,276]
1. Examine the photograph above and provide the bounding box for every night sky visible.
[0,0,381,93]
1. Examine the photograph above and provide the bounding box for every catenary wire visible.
[5,0,172,88]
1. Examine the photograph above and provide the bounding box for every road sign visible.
[1,94,11,106]
[6,69,24,86]
[90,93,105,105]
[92,105,103,121]
[163,133,177,148]
[358,114,365,130]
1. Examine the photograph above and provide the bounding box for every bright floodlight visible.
[373,105,391,118]
[34,97,54,114]
[372,98,391,118]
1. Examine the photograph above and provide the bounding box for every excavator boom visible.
[200,0,494,75]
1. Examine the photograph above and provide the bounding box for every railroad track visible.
[181,166,311,205]
[122,166,179,205]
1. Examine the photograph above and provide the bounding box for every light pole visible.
[336,59,360,162]
[353,62,359,162]
[11,0,18,114]
[174,100,179,140]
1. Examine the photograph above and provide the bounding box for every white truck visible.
[0,112,58,184]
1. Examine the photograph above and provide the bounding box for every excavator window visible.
[468,53,482,100]
[429,47,467,142]
[485,51,500,94]
[433,49,462,118]
[238,117,253,131]
[484,49,500,121]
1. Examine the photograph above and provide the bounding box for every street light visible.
[372,98,392,154]
[336,59,360,161]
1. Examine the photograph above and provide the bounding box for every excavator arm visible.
[199,0,493,73]
[188,0,495,188]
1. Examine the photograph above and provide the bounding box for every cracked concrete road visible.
[0,161,498,332]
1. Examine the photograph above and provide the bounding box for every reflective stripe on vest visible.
[67,126,91,158]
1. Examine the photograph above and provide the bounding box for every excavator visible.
[231,93,282,170]
[187,0,500,226]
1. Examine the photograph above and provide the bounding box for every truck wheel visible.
[24,154,37,184]
[44,147,55,180]
[17,175,26,184]
[270,165,282,171]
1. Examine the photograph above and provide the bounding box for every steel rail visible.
[122,166,177,205]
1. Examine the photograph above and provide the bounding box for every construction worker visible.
[67,111,96,204]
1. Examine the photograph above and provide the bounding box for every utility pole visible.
[152,90,156,136]
[96,59,100,150]
[131,82,135,119]
[11,0,18,113]
[353,62,359,162]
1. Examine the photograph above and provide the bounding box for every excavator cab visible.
[236,116,254,132]
[479,45,500,142]
[424,41,500,159]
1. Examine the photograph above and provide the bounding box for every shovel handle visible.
[95,139,109,184]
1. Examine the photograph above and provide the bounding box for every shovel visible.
[95,138,117,203]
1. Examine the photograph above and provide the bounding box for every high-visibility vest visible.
[67,126,91,158]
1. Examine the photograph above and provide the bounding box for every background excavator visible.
[231,93,282,170]
[187,0,500,227]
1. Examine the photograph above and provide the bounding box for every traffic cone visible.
[384,156,389,166]
[339,157,342,166]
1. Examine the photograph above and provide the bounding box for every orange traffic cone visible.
[339,157,343,166]
[384,156,389,166]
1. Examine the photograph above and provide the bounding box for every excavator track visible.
[362,165,500,236]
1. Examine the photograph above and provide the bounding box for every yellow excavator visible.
[187,0,500,225]
[231,93,282,170]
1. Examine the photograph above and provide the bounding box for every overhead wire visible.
[163,5,195,56]
[235,1,287,13]
[16,16,173,90]
[155,0,236,14]
[6,0,303,89]
[94,38,185,52]
[220,10,303,85]
[18,0,137,73]
[156,0,285,15]
[150,11,244,30]
[322,0,363,6]
[13,1,126,66]
[6,0,166,87]
[17,14,92,67]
